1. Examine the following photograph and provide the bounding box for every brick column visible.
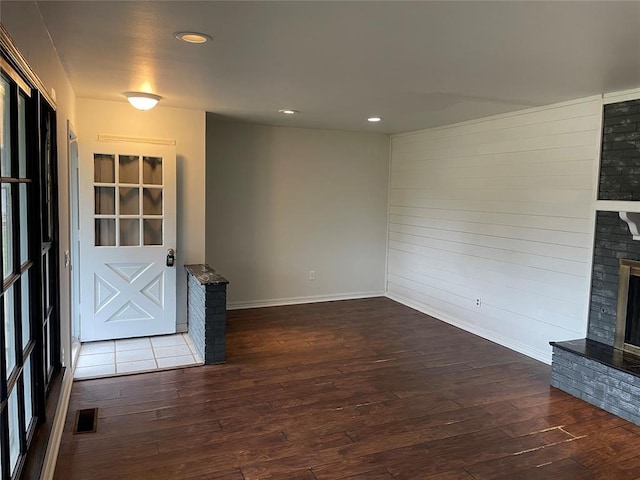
[185,265,229,365]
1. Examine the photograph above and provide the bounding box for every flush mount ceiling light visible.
[124,92,162,111]
[367,116,382,123]
[174,31,212,44]
[278,109,299,115]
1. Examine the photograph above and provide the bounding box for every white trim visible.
[392,94,603,138]
[595,200,640,214]
[581,99,605,339]
[0,24,56,108]
[39,368,74,480]
[97,134,176,146]
[227,291,385,310]
[384,132,393,295]
[385,292,552,365]
[603,87,640,105]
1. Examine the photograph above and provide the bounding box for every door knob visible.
[166,248,175,267]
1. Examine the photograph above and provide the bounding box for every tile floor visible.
[74,333,203,380]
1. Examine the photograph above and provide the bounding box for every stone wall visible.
[600,99,640,201]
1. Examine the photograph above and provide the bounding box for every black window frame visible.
[1,48,61,480]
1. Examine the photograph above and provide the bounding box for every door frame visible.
[67,121,80,366]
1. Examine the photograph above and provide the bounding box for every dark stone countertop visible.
[185,264,229,285]
[551,338,640,378]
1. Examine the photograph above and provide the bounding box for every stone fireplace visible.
[550,98,640,426]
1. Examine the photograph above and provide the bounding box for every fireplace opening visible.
[616,259,640,356]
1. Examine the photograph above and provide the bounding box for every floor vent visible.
[73,408,98,434]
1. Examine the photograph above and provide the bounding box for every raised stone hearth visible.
[551,339,640,425]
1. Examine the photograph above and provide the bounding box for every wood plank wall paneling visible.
[387,98,603,363]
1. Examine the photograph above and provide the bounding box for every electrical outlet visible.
[309,270,316,281]
[476,298,482,308]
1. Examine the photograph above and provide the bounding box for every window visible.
[1,55,61,479]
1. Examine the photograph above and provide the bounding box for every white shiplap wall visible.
[387,97,603,363]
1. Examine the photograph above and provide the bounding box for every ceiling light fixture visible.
[367,116,382,123]
[278,109,299,115]
[174,31,212,44]
[124,92,162,111]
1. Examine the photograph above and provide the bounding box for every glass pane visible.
[2,182,14,278]
[1,77,11,177]
[21,270,30,347]
[44,251,51,311]
[43,319,49,380]
[42,250,55,312]
[4,285,16,375]
[120,219,140,246]
[119,187,139,215]
[94,154,115,183]
[143,156,162,185]
[119,155,139,184]
[18,93,26,178]
[94,186,115,215]
[24,356,33,433]
[19,184,28,265]
[143,219,162,245]
[46,317,53,373]
[95,218,116,246]
[8,385,20,475]
[143,188,162,215]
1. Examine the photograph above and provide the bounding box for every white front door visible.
[79,140,177,341]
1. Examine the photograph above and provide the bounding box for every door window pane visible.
[4,285,16,376]
[1,77,11,177]
[21,271,30,347]
[24,356,33,433]
[19,184,28,265]
[119,155,139,184]
[143,219,162,245]
[143,156,162,185]
[94,187,115,215]
[18,93,27,178]
[94,154,115,183]
[2,183,13,278]
[95,219,116,246]
[119,187,139,215]
[8,386,20,475]
[143,188,162,215]
[120,219,140,246]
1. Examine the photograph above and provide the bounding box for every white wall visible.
[77,98,206,332]
[2,2,78,368]
[387,97,603,363]
[206,117,390,307]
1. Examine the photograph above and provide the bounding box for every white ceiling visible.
[30,1,640,133]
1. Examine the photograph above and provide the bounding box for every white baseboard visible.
[385,291,552,365]
[39,365,75,480]
[227,291,385,310]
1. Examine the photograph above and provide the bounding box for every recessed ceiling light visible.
[174,31,212,44]
[368,116,382,123]
[124,92,162,111]
[278,109,299,115]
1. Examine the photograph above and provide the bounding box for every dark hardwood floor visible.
[54,298,640,479]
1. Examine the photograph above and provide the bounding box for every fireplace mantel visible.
[594,201,640,241]
[619,212,640,241]
[595,200,640,214]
